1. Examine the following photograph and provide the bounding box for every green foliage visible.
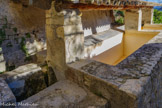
[24,56,32,62]
[116,10,124,17]
[13,27,17,33]
[25,33,31,38]
[116,18,124,25]
[153,9,162,24]
[6,65,15,71]
[0,29,5,46]
[20,37,28,56]
[0,71,4,74]
[2,16,8,29]
[0,29,6,38]
[114,10,124,25]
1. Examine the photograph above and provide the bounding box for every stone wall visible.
[0,0,46,69]
[142,8,154,25]
[46,2,114,80]
[136,57,162,108]
[125,9,142,31]
[66,42,162,108]
[81,10,113,37]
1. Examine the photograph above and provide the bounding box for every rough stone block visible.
[142,8,154,25]
[22,80,109,108]
[0,78,16,106]
[125,9,142,31]
[36,50,47,64]
[3,63,47,101]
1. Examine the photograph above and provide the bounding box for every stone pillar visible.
[125,9,142,31]
[46,1,84,80]
[142,8,154,25]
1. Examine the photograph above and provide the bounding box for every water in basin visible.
[92,31,159,65]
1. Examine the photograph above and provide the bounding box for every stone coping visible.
[68,28,162,97]
[0,63,41,83]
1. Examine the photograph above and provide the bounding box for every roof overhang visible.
[12,0,162,10]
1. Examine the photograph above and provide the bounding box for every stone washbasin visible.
[92,31,159,65]
[143,24,162,30]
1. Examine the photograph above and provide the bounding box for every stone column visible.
[125,9,142,31]
[142,8,154,25]
[46,1,84,80]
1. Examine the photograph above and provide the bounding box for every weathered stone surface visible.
[142,8,154,25]
[125,9,142,31]
[41,64,57,86]
[46,2,114,80]
[0,78,16,106]
[36,50,47,65]
[46,1,85,80]
[81,10,112,36]
[67,30,162,108]
[0,63,47,102]
[21,80,109,108]
[47,67,57,86]
[0,0,46,68]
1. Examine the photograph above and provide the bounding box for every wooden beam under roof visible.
[61,3,154,10]
[52,0,162,12]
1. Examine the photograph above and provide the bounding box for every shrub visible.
[153,9,162,24]
[20,37,28,56]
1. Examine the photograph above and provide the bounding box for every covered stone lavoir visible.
[0,0,162,108]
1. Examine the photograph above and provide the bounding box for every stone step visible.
[21,80,110,108]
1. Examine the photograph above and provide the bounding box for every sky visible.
[144,0,162,3]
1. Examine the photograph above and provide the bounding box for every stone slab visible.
[21,80,109,108]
